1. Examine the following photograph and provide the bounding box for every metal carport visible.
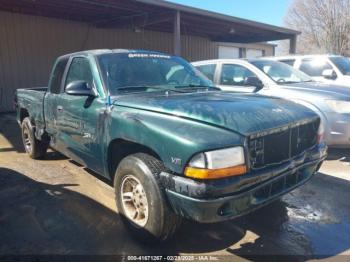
[0,0,299,112]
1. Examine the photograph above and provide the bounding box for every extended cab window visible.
[220,64,257,86]
[299,59,333,77]
[195,64,216,81]
[65,57,93,89]
[49,57,69,94]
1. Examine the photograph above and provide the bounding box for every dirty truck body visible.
[15,49,327,241]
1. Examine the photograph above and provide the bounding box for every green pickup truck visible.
[15,49,327,242]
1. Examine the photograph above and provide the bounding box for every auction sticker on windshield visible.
[128,53,171,59]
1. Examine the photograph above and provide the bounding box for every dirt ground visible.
[1,113,350,261]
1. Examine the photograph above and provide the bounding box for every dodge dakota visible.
[15,49,327,242]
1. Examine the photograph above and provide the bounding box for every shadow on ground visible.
[0,168,244,256]
[327,148,350,163]
[2,167,350,259]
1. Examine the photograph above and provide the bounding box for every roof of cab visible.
[57,49,169,60]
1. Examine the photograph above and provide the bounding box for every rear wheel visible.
[114,153,182,243]
[21,117,48,159]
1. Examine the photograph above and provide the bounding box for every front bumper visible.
[161,143,327,223]
[324,112,350,148]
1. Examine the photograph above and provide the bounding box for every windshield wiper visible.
[277,81,301,85]
[280,80,314,84]
[116,86,149,92]
[174,84,219,90]
[115,85,187,93]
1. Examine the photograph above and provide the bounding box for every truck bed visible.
[16,87,48,132]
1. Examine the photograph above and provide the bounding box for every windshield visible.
[97,52,213,95]
[329,56,350,75]
[250,60,313,84]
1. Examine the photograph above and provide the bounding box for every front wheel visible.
[21,117,48,159]
[114,153,182,243]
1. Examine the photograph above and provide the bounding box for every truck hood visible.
[113,91,317,135]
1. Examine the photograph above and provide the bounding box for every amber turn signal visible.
[184,165,247,180]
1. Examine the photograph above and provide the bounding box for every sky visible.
[167,0,292,26]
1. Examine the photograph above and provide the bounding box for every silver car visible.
[193,59,350,148]
[269,55,350,87]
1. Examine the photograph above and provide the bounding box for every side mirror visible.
[322,69,337,80]
[65,81,97,97]
[244,76,264,93]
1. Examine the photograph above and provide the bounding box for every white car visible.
[269,55,350,87]
[193,58,350,148]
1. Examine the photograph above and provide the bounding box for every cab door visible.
[44,57,69,138]
[55,56,103,170]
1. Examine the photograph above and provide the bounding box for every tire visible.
[21,117,48,159]
[114,153,182,243]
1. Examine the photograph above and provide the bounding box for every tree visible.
[284,0,350,55]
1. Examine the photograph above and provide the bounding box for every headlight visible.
[185,147,247,179]
[326,100,350,113]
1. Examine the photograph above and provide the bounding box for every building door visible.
[246,49,263,58]
[218,46,240,59]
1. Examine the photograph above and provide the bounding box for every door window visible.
[299,59,333,77]
[329,56,350,75]
[49,57,69,94]
[195,64,216,81]
[220,64,257,86]
[65,57,94,89]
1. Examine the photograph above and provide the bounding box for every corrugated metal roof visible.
[138,0,300,35]
[0,0,299,43]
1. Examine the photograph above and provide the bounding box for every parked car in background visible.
[193,59,350,148]
[15,49,327,242]
[270,55,350,86]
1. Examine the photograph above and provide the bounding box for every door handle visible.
[57,105,63,112]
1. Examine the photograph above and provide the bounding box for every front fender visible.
[106,106,243,174]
